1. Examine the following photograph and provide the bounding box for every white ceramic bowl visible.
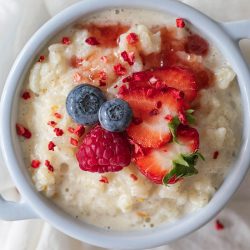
[1,0,250,249]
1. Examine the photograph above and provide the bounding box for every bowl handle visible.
[219,20,250,41]
[0,194,37,220]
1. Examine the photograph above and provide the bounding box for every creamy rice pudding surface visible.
[17,9,241,230]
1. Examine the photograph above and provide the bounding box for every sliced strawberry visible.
[119,87,185,148]
[127,66,198,102]
[135,125,200,184]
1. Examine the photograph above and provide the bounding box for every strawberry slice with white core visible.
[119,87,185,148]
[135,125,201,184]
[127,66,198,102]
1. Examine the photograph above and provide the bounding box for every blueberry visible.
[66,84,106,125]
[98,98,132,132]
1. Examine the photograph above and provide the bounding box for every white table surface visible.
[0,0,250,249]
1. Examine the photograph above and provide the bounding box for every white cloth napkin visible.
[0,0,250,249]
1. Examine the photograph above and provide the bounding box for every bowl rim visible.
[1,0,250,249]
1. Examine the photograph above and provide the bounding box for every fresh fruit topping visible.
[114,63,127,76]
[53,128,64,136]
[45,160,54,172]
[48,141,56,151]
[16,124,32,139]
[119,87,185,148]
[121,51,135,66]
[21,91,31,100]
[62,37,71,45]
[38,55,45,62]
[135,125,201,184]
[185,34,209,56]
[176,18,185,28]
[98,98,132,132]
[126,32,139,45]
[66,84,106,125]
[128,67,198,102]
[99,176,109,184]
[31,160,41,169]
[85,37,100,45]
[76,125,131,173]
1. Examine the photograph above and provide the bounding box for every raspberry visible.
[76,125,131,173]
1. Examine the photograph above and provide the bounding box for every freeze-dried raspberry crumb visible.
[54,128,64,136]
[213,151,219,159]
[176,18,185,28]
[54,113,62,119]
[22,91,31,100]
[132,117,143,125]
[99,80,106,87]
[48,121,57,127]
[70,137,78,146]
[62,36,71,45]
[48,141,56,151]
[99,176,109,184]
[149,109,159,116]
[100,56,108,63]
[126,32,138,45]
[70,56,84,68]
[16,124,32,139]
[99,71,107,80]
[118,84,128,95]
[121,51,135,66]
[130,174,138,181]
[74,125,85,137]
[45,160,54,172]
[76,125,131,173]
[31,160,41,169]
[215,219,224,231]
[114,63,127,76]
[156,101,162,109]
[38,55,45,62]
[68,127,75,133]
[165,115,173,122]
[85,37,100,45]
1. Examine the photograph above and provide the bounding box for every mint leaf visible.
[162,151,205,186]
[168,116,180,142]
[186,109,195,124]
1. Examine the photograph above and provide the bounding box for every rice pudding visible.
[16,8,241,230]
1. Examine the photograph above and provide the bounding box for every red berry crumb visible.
[149,109,159,116]
[165,114,173,122]
[76,125,131,173]
[99,80,107,87]
[100,56,108,63]
[132,117,143,125]
[22,91,31,100]
[54,112,62,119]
[16,124,32,139]
[99,176,109,184]
[176,18,186,28]
[99,71,107,80]
[45,160,54,172]
[215,219,224,231]
[213,151,219,159]
[121,51,135,66]
[62,36,71,45]
[54,128,64,136]
[74,125,85,137]
[31,160,41,169]
[38,55,45,62]
[68,127,75,133]
[156,101,162,109]
[114,63,127,76]
[85,37,100,45]
[130,173,138,181]
[126,32,138,45]
[70,56,84,68]
[70,137,78,146]
[48,121,57,127]
[48,141,56,151]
